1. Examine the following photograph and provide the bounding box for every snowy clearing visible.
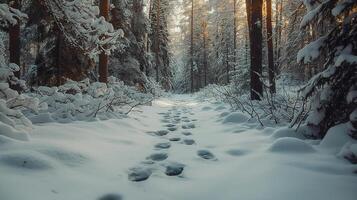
[0,95,356,200]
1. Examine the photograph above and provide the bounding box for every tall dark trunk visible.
[233,0,237,71]
[266,0,276,93]
[55,29,62,86]
[248,0,263,100]
[147,0,152,54]
[9,0,21,78]
[155,0,161,83]
[203,31,207,86]
[99,0,110,83]
[190,0,194,93]
[275,0,283,71]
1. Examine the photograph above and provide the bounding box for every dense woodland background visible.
[0,0,356,141]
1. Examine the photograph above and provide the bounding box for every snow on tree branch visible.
[297,36,327,64]
[0,3,28,27]
[43,0,124,58]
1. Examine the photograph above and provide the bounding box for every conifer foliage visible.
[293,0,357,138]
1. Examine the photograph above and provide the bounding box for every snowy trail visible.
[1,95,357,200]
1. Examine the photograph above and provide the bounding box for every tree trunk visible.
[203,25,207,87]
[9,0,21,78]
[226,41,230,84]
[266,0,276,93]
[233,0,237,71]
[55,29,62,86]
[99,0,110,83]
[190,0,194,93]
[248,0,263,100]
[275,0,283,71]
[245,0,252,38]
[155,0,161,83]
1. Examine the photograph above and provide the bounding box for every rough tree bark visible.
[233,0,237,71]
[9,0,21,78]
[248,0,263,100]
[202,21,208,86]
[275,0,283,71]
[155,0,161,83]
[99,0,110,83]
[266,0,276,93]
[190,0,194,93]
[226,41,230,84]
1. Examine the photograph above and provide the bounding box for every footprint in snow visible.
[226,149,248,157]
[128,167,152,182]
[155,130,169,136]
[154,142,171,149]
[182,119,190,123]
[165,162,185,176]
[169,137,181,142]
[182,131,192,136]
[182,123,195,129]
[183,139,196,145]
[147,153,168,161]
[98,194,123,200]
[165,124,176,128]
[168,127,178,132]
[197,150,216,160]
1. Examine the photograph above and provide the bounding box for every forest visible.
[0,0,356,200]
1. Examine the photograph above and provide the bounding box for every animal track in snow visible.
[128,167,152,182]
[183,139,196,145]
[169,137,181,142]
[147,153,168,161]
[98,194,123,200]
[182,131,192,136]
[165,162,185,176]
[197,150,216,160]
[155,130,169,136]
[154,142,171,149]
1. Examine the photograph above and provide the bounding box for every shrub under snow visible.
[26,77,154,123]
[0,54,39,141]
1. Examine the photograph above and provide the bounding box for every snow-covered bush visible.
[197,82,303,126]
[28,77,154,123]
[145,77,166,97]
[0,36,38,141]
[292,0,357,139]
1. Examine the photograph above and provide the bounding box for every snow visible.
[319,122,355,154]
[271,127,306,140]
[269,137,316,153]
[222,112,249,124]
[300,3,322,28]
[0,95,356,200]
[332,0,354,16]
[0,3,28,27]
[297,36,326,64]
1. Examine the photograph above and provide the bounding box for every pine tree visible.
[294,0,357,138]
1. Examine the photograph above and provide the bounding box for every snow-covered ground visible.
[0,95,356,200]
